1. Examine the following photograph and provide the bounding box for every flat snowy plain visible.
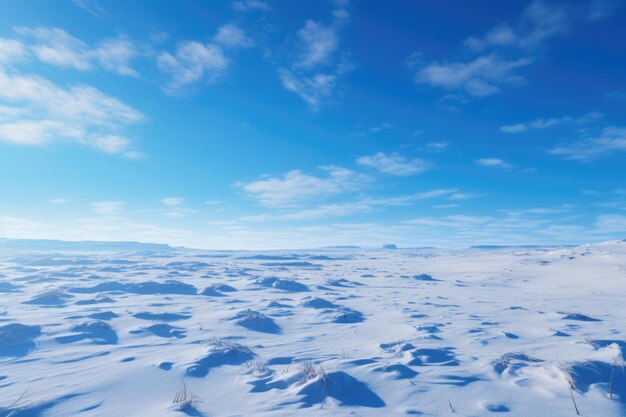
[1,241,626,416]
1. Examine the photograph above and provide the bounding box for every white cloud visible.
[296,20,340,69]
[360,189,458,207]
[415,54,532,97]
[357,152,431,176]
[157,41,228,94]
[500,123,528,133]
[72,0,105,17]
[91,37,139,77]
[14,27,138,76]
[17,27,91,70]
[0,215,58,238]
[464,24,518,51]
[157,23,254,94]
[285,202,371,220]
[161,197,185,206]
[90,201,124,215]
[417,1,618,102]
[240,214,273,222]
[232,0,268,12]
[278,188,458,221]
[278,69,337,110]
[586,0,621,21]
[92,135,130,154]
[421,142,449,152]
[549,125,626,161]
[239,166,367,207]
[450,192,483,200]
[594,214,626,231]
[405,215,493,228]
[0,120,82,146]
[159,197,196,217]
[204,200,224,206]
[279,3,352,109]
[214,24,253,49]
[48,198,70,204]
[518,1,571,48]
[349,122,393,137]
[606,90,626,100]
[0,68,142,155]
[0,38,28,65]
[163,208,197,218]
[500,112,603,133]
[463,1,570,52]
[475,158,514,169]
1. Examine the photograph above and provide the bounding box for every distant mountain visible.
[470,244,575,249]
[0,238,174,252]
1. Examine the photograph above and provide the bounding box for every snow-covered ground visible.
[1,241,626,416]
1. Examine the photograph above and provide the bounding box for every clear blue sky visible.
[0,0,625,248]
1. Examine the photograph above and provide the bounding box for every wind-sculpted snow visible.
[1,242,626,416]
[0,323,41,357]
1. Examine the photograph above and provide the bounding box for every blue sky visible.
[0,0,625,249]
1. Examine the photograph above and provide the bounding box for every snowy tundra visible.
[1,241,626,416]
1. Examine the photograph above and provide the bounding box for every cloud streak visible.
[239,166,368,208]
[357,152,431,176]
[0,67,143,156]
[14,27,139,76]
[278,1,352,109]
[157,24,251,95]
[414,0,618,100]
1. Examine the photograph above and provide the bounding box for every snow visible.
[1,241,626,416]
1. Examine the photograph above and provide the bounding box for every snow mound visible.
[231,309,281,334]
[255,277,309,292]
[0,323,42,357]
[186,339,255,377]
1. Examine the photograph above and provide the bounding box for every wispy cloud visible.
[239,165,367,207]
[585,0,621,21]
[158,197,196,217]
[349,122,393,137]
[90,201,124,216]
[594,214,626,230]
[465,1,571,52]
[500,111,603,133]
[415,54,532,98]
[414,0,619,101]
[270,188,459,220]
[549,125,626,161]
[14,27,139,77]
[405,214,493,228]
[278,1,352,109]
[0,67,143,156]
[475,158,514,170]
[232,0,269,12]
[278,70,341,109]
[450,192,483,200]
[157,24,251,95]
[420,142,449,152]
[606,90,626,100]
[72,0,106,17]
[357,152,431,176]
[0,38,28,65]
[214,24,254,49]
[161,197,185,206]
[284,202,371,220]
[163,208,197,218]
[48,198,70,204]
[157,42,228,94]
